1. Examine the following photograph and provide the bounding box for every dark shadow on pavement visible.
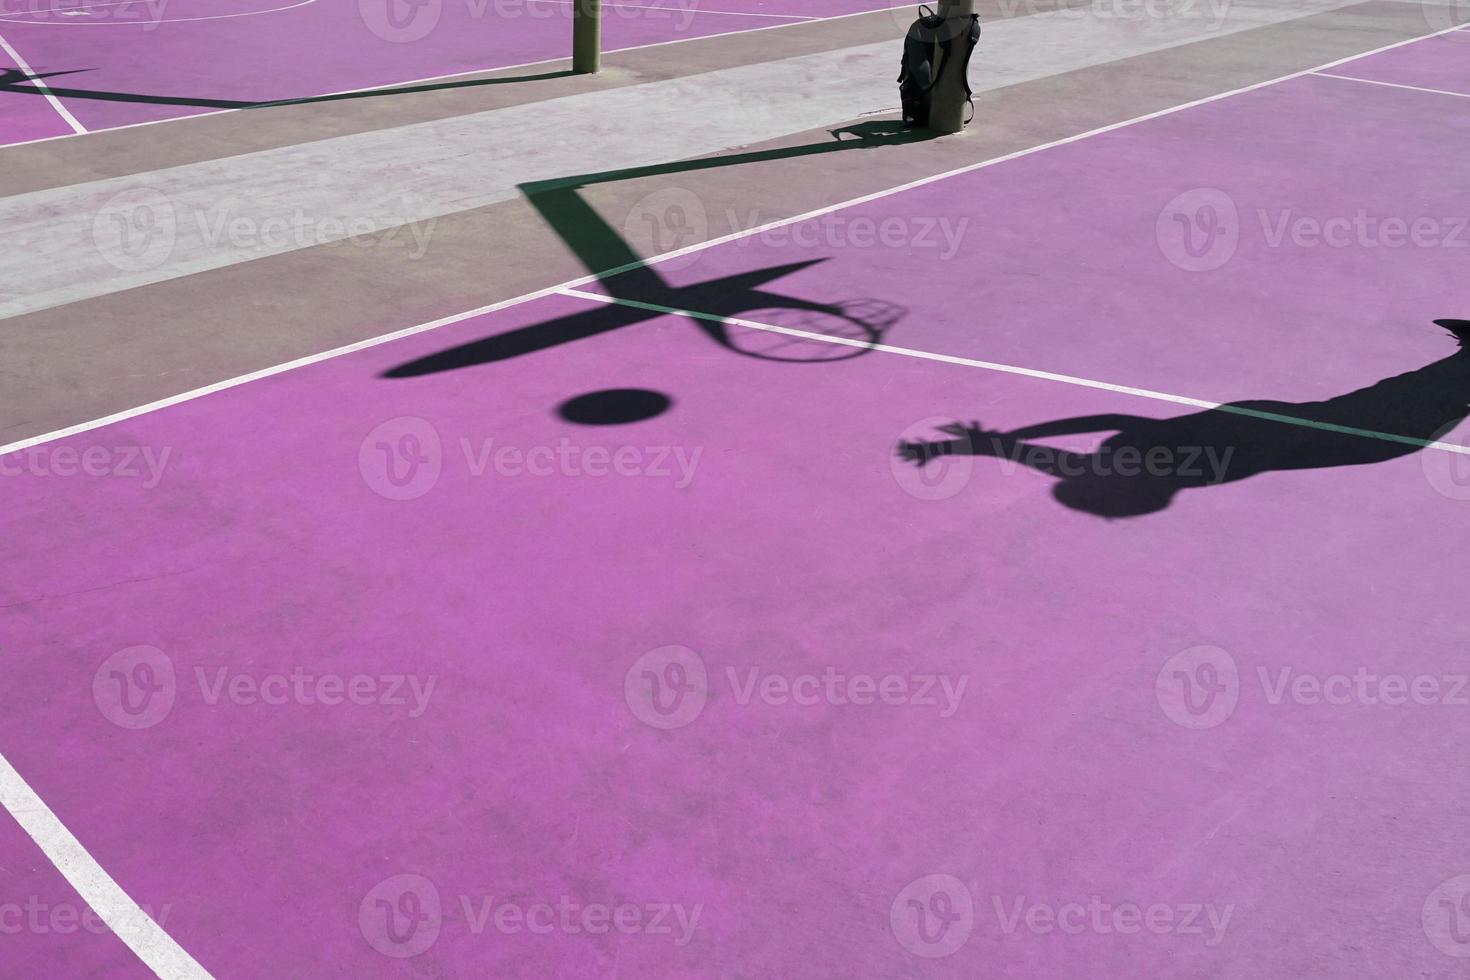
[0,66,574,111]
[897,320,1470,519]
[383,120,930,378]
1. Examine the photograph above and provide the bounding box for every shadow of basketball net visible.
[383,122,929,378]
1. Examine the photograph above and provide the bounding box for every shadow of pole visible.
[384,121,931,378]
[897,320,1470,518]
[0,67,576,111]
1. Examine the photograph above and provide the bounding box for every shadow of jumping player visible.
[897,320,1470,518]
[383,121,927,378]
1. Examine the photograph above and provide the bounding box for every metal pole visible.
[573,0,601,74]
[927,0,976,135]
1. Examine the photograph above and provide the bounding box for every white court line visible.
[1,20,1466,460]
[527,0,814,19]
[0,22,1465,977]
[0,284,578,455]
[0,0,317,26]
[559,287,1470,455]
[1311,69,1470,100]
[0,753,214,978]
[0,29,86,133]
[0,1,899,150]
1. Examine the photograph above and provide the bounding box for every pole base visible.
[927,0,976,134]
[573,0,601,74]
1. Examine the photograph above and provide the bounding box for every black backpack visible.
[897,5,982,128]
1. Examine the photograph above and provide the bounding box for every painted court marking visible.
[527,0,816,18]
[558,288,1470,455]
[2,21,1466,462]
[0,1,900,148]
[0,0,800,24]
[0,752,215,978]
[0,0,318,26]
[1,24,1468,975]
[1310,69,1470,101]
[0,29,86,132]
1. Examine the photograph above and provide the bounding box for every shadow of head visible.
[1051,476,1177,519]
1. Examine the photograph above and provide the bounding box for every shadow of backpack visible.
[897,4,982,128]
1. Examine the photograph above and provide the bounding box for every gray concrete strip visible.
[0,0,1064,194]
[1,0,1365,321]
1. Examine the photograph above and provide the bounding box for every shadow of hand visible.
[896,420,1003,465]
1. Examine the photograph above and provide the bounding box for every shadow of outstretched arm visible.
[896,420,1094,478]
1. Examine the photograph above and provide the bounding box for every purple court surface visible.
[5,12,1470,980]
[0,0,897,143]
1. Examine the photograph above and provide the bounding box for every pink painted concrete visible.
[591,72,1470,414]
[0,52,79,144]
[0,26,1467,980]
[1,281,1468,975]
[0,0,898,142]
[1327,28,1470,95]
[0,810,154,978]
[0,87,76,144]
